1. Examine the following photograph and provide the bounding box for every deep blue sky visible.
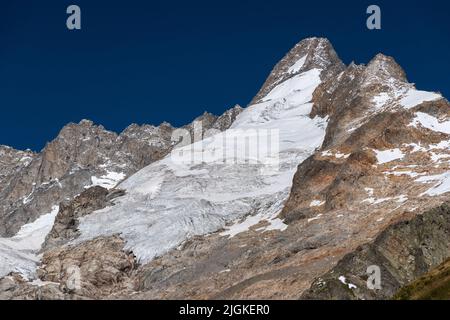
[1,0,449,151]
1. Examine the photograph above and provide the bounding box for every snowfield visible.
[399,89,442,109]
[288,55,307,74]
[74,67,329,263]
[371,81,442,112]
[0,206,59,278]
[374,148,404,164]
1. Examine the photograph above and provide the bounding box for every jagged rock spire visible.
[361,53,408,87]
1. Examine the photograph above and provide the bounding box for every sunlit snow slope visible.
[75,67,329,263]
[0,206,59,278]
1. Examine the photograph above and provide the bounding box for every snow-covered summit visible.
[251,37,345,104]
[74,48,333,263]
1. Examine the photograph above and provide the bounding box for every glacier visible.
[75,67,329,263]
[0,63,330,276]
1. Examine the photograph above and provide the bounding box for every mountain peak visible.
[79,119,95,126]
[251,37,345,104]
[57,120,113,142]
[364,53,408,84]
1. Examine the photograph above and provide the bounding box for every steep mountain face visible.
[0,146,35,196]
[184,105,244,135]
[302,203,450,299]
[0,37,448,300]
[282,55,448,221]
[251,37,345,104]
[66,48,335,264]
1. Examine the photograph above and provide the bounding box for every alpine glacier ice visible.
[75,67,329,263]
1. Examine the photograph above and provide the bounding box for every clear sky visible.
[1,0,449,151]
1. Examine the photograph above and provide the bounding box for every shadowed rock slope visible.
[302,203,450,299]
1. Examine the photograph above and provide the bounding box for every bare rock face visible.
[281,50,449,224]
[0,236,136,300]
[302,203,450,300]
[117,121,176,170]
[276,47,450,299]
[128,223,342,299]
[311,54,409,148]
[183,104,244,140]
[281,107,445,221]
[0,274,65,300]
[38,235,137,299]
[0,146,35,194]
[42,186,125,251]
[212,104,244,131]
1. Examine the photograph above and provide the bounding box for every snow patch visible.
[308,214,322,222]
[262,69,321,101]
[338,276,357,289]
[288,56,307,74]
[365,188,374,197]
[372,92,391,109]
[89,171,126,189]
[395,195,408,203]
[431,152,450,162]
[310,200,325,207]
[321,150,350,159]
[374,148,404,164]
[384,170,423,178]
[416,172,450,196]
[0,206,59,278]
[399,89,441,109]
[362,197,392,205]
[409,112,450,134]
[221,211,288,238]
